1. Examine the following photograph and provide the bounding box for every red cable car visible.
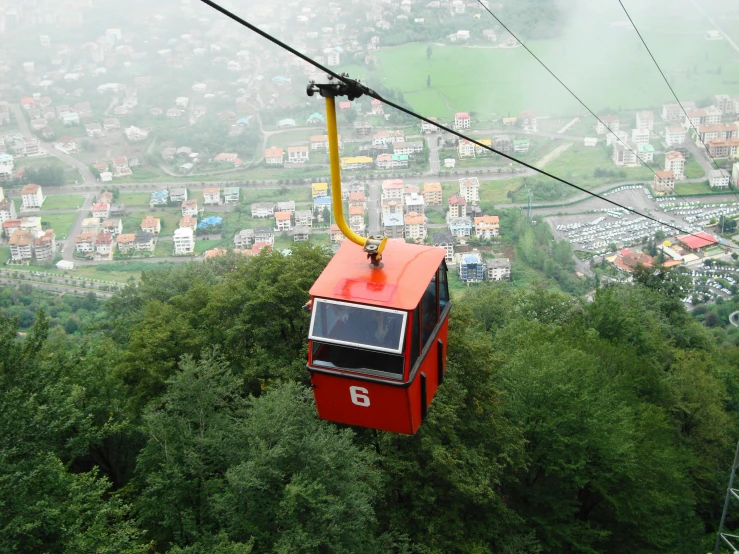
[307,240,451,434]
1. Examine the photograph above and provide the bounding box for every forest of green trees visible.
[1,244,738,553]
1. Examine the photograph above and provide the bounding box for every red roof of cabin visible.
[310,240,446,310]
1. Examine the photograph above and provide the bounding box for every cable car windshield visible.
[310,299,407,353]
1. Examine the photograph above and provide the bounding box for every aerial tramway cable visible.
[198,0,739,247]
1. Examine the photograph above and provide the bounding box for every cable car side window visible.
[439,263,450,310]
[421,276,438,345]
[310,299,407,353]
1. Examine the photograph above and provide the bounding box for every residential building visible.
[170,187,188,202]
[705,105,723,124]
[181,199,198,217]
[173,227,195,255]
[393,141,424,156]
[287,146,309,163]
[636,111,654,131]
[141,215,161,234]
[606,130,629,146]
[81,217,101,235]
[709,168,730,189]
[459,252,485,282]
[21,217,42,235]
[486,258,511,281]
[654,170,676,194]
[665,151,685,178]
[251,202,275,218]
[695,123,738,144]
[458,140,475,158]
[421,118,438,133]
[349,205,365,233]
[376,153,409,169]
[340,156,373,170]
[94,232,114,259]
[637,143,654,163]
[520,110,537,132]
[662,103,683,122]
[448,194,466,219]
[295,210,313,228]
[214,152,240,165]
[312,182,329,197]
[276,201,295,215]
[353,120,373,137]
[75,232,96,254]
[330,224,345,244]
[292,226,310,242]
[310,135,341,150]
[0,198,16,223]
[275,211,293,231]
[21,184,44,210]
[113,156,131,176]
[0,154,14,182]
[459,177,480,204]
[373,131,405,147]
[433,232,455,264]
[31,229,55,262]
[631,128,650,145]
[404,212,426,241]
[596,116,619,135]
[494,135,512,153]
[198,187,219,205]
[732,162,739,188]
[264,147,284,165]
[449,216,472,238]
[234,229,255,249]
[150,190,169,206]
[224,187,240,204]
[423,182,442,205]
[454,112,471,129]
[2,219,21,239]
[91,202,110,219]
[349,191,367,210]
[612,143,639,166]
[474,215,500,239]
[254,227,274,245]
[134,232,156,252]
[665,125,686,146]
[405,193,425,214]
[101,218,123,235]
[383,213,405,239]
[9,230,34,261]
[382,198,404,216]
[382,179,404,200]
[714,94,734,114]
[179,215,197,231]
[708,139,732,158]
[116,234,135,253]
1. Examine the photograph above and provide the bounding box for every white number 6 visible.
[349,386,370,407]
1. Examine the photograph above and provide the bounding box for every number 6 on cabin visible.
[349,386,370,407]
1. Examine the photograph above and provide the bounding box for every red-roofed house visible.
[91,202,110,219]
[677,232,718,251]
[274,210,293,231]
[454,112,470,129]
[474,215,500,239]
[264,147,284,165]
[113,156,132,176]
[448,193,466,218]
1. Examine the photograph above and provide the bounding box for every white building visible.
[173,227,195,255]
[486,258,511,281]
[454,112,470,129]
[459,177,479,204]
[664,151,685,179]
[636,111,654,131]
[709,168,730,189]
[21,184,44,210]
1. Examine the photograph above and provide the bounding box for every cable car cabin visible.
[307,240,451,435]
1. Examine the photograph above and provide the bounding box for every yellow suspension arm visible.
[325,96,368,247]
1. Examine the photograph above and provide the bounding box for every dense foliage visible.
[1,244,738,553]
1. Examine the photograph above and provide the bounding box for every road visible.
[427,134,440,173]
[10,104,96,183]
[0,277,114,298]
[61,193,95,262]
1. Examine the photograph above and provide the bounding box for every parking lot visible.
[544,185,739,255]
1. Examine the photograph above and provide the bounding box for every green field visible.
[674,181,713,195]
[42,195,85,210]
[266,129,315,147]
[0,246,9,265]
[117,192,151,207]
[41,213,77,238]
[340,0,739,120]
[122,210,182,236]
